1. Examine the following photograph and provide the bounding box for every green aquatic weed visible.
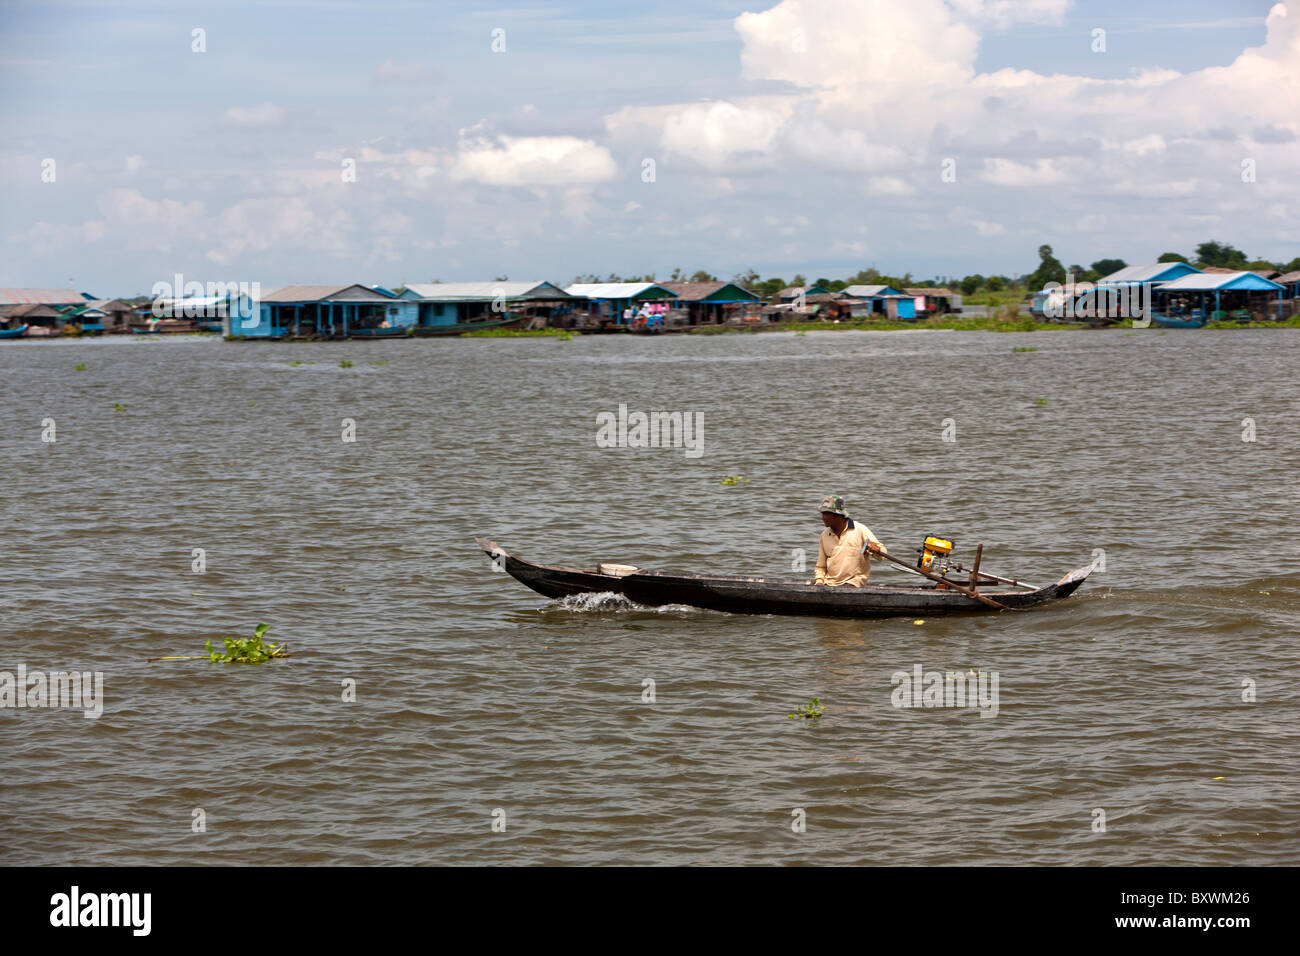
[788,698,824,720]
[720,475,750,486]
[339,359,354,368]
[204,624,288,664]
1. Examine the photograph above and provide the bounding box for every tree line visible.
[571,241,1299,298]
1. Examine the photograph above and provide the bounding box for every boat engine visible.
[916,536,955,575]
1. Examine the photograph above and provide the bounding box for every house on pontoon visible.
[564,282,677,326]
[399,281,583,329]
[245,285,411,338]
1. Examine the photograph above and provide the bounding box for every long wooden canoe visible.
[478,538,1098,618]
[476,538,628,598]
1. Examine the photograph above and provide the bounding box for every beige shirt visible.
[815,520,885,587]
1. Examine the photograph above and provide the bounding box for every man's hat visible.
[818,494,849,518]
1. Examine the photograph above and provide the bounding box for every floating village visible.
[2,260,1298,340]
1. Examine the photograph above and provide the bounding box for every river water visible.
[2,328,1297,865]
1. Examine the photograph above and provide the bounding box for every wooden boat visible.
[1151,310,1208,329]
[409,316,525,337]
[348,326,410,338]
[476,538,628,598]
[478,538,1098,618]
[0,325,29,339]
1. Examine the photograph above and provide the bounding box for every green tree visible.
[1027,245,1066,289]
[1280,257,1300,273]
[1157,252,1189,264]
[1194,241,1248,269]
[791,274,807,288]
[985,276,1005,292]
[1091,258,1126,276]
[689,269,718,282]
[733,269,760,288]
[959,274,984,295]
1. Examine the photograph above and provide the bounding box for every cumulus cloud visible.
[222,103,287,127]
[206,196,354,264]
[449,134,618,186]
[660,101,785,170]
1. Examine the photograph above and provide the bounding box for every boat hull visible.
[478,538,1097,617]
[0,325,29,339]
[621,565,1094,618]
[476,538,627,598]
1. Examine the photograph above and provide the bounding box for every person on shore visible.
[813,494,886,587]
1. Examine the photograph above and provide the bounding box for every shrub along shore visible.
[459,312,1300,337]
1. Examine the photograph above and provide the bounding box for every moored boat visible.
[0,325,30,339]
[410,316,525,337]
[478,538,1098,618]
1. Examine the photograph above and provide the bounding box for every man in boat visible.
[813,494,886,587]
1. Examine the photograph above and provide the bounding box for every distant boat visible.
[347,326,411,338]
[0,325,30,339]
[1151,312,1209,329]
[409,316,526,337]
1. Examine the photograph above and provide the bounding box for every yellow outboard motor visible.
[917,536,954,572]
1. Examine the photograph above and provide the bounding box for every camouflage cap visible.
[818,494,849,518]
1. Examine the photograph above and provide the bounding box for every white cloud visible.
[222,103,287,127]
[867,176,915,196]
[661,101,784,169]
[449,134,618,186]
[980,158,1068,186]
[206,196,353,265]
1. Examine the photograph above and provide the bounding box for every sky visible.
[0,0,1296,296]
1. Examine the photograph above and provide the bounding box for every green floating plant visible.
[369,359,389,365]
[787,697,824,720]
[339,359,354,369]
[149,623,288,664]
[113,403,126,412]
[205,623,287,664]
[1012,346,1037,352]
[1033,398,1049,405]
[75,362,87,371]
[720,475,750,486]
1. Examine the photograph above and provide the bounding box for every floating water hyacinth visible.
[787,697,824,720]
[720,475,750,486]
[1012,346,1037,352]
[339,359,354,368]
[148,623,288,665]
[1034,398,1049,405]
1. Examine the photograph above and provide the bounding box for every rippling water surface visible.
[2,329,1298,865]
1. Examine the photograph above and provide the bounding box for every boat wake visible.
[545,592,708,615]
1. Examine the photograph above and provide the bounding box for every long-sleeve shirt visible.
[815,519,885,587]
